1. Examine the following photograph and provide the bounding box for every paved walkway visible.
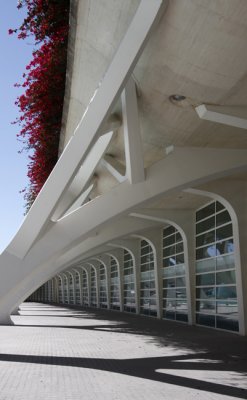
[0,303,246,399]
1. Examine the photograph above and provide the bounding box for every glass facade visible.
[63,276,69,304]
[110,257,120,310]
[68,274,74,304]
[90,267,97,307]
[195,201,239,332]
[162,225,188,322]
[123,249,136,313]
[99,264,108,308]
[75,272,81,305]
[82,270,89,305]
[58,277,63,303]
[140,240,157,317]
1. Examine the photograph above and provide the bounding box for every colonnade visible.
[29,197,242,334]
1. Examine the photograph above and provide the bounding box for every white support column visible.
[121,77,145,184]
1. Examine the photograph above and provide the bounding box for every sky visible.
[0,2,33,253]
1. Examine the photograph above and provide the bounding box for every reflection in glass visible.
[196,273,215,286]
[196,258,215,273]
[196,300,215,314]
[216,254,234,271]
[216,270,236,285]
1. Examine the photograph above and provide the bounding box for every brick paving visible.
[0,303,246,399]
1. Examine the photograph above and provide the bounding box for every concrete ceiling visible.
[60,0,247,208]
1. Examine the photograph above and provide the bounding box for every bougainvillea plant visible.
[9,0,70,212]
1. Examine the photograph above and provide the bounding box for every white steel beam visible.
[121,77,145,183]
[195,104,247,130]
[7,0,166,259]
[101,155,126,183]
[51,132,113,221]
[61,182,95,219]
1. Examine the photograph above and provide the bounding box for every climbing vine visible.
[9,0,70,211]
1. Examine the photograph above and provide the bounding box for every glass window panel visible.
[196,313,215,327]
[196,300,215,313]
[176,300,187,310]
[164,245,176,257]
[216,270,236,285]
[175,264,185,276]
[162,266,175,278]
[141,271,152,281]
[196,245,217,260]
[176,277,186,287]
[216,301,238,315]
[196,273,215,286]
[176,253,184,264]
[176,232,182,242]
[196,230,215,248]
[216,210,231,227]
[216,254,235,271]
[141,280,155,289]
[165,278,175,288]
[216,316,239,332]
[216,239,234,255]
[163,226,175,236]
[150,270,155,279]
[176,313,188,322]
[163,257,176,267]
[176,242,184,254]
[141,244,152,256]
[163,234,175,247]
[163,288,176,298]
[140,289,150,298]
[196,258,215,273]
[216,224,233,241]
[166,300,176,310]
[141,253,154,263]
[164,310,175,320]
[196,202,215,222]
[141,264,150,273]
[216,201,225,212]
[176,288,187,299]
[196,216,215,235]
[216,286,237,299]
[196,287,215,300]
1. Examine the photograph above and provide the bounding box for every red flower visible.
[12,0,70,212]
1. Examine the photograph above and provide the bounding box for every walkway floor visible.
[0,303,246,399]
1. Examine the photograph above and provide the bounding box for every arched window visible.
[110,257,120,310]
[75,272,81,305]
[63,275,69,304]
[140,239,157,317]
[162,225,188,322]
[90,267,97,307]
[82,269,89,306]
[195,200,238,332]
[123,249,136,313]
[68,274,74,304]
[58,277,63,303]
[99,263,108,308]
